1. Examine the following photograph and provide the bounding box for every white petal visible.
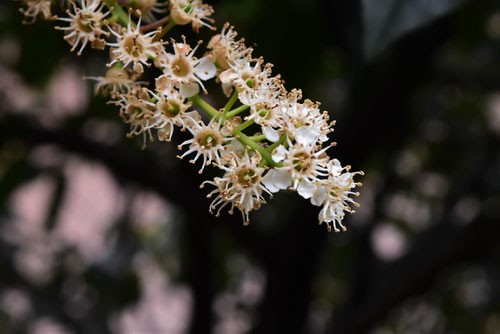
[133,62,144,74]
[311,185,328,206]
[338,173,353,187]
[223,140,245,159]
[297,181,315,199]
[271,145,287,163]
[263,126,280,142]
[319,133,329,143]
[262,169,291,193]
[180,83,200,98]
[238,90,251,105]
[219,69,238,83]
[195,57,216,81]
[222,82,233,97]
[272,169,292,189]
[156,75,173,95]
[241,192,254,212]
[295,126,318,146]
[327,159,343,175]
[262,171,279,193]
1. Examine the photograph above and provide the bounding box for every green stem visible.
[223,90,239,115]
[103,0,130,27]
[267,134,287,152]
[225,104,249,119]
[153,19,176,42]
[248,134,266,142]
[189,95,280,167]
[236,132,281,167]
[257,159,268,168]
[106,15,119,24]
[189,95,220,119]
[233,118,254,133]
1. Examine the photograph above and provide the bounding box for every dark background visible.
[1,0,500,333]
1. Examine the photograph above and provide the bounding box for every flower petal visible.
[222,82,233,97]
[219,68,238,83]
[195,57,216,81]
[327,159,343,175]
[297,181,315,199]
[263,126,280,142]
[271,145,287,162]
[262,169,291,193]
[295,126,318,146]
[311,185,328,206]
[180,83,200,98]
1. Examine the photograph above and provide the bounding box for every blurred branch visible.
[0,239,112,334]
[323,10,500,332]
[0,115,184,201]
[0,113,274,333]
[0,114,271,254]
[250,201,327,334]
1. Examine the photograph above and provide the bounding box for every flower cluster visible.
[17,0,363,232]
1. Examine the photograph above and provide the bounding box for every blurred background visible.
[1,0,500,333]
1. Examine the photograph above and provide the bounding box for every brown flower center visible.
[196,130,219,148]
[160,101,181,118]
[292,151,312,172]
[171,57,192,77]
[123,35,144,58]
[236,167,258,187]
[77,13,94,33]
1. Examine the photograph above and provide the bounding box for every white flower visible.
[242,76,285,120]
[219,59,277,101]
[113,87,156,147]
[141,86,195,141]
[107,12,163,73]
[130,0,167,23]
[55,0,110,55]
[169,0,215,32]
[265,141,331,195]
[177,117,232,173]
[85,67,144,96]
[311,160,363,232]
[19,0,53,24]
[207,23,253,71]
[279,90,332,145]
[202,152,271,225]
[157,41,216,96]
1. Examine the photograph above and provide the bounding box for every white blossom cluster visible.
[17,0,363,231]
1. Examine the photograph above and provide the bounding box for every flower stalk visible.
[18,0,363,232]
[223,90,239,114]
[103,0,130,26]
